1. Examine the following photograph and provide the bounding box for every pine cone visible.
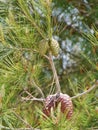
[43,93,73,119]
[50,38,60,57]
[38,39,49,55]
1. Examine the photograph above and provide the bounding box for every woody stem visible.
[48,52,61,94]
[71,81,98,99]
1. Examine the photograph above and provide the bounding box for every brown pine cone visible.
[43,93,73,119]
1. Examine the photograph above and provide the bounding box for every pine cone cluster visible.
[43,93,73,119]
[38,38,60,57]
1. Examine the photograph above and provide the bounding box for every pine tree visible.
[0,0,98,130]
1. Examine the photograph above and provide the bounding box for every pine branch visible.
[21,97,45,102]
[17,0,46,39]
[71,81,98,99]
[48,52,61,94]
[21,90,45,102]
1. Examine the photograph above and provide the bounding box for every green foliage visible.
[37,104,79,130]
[0,0,98,129]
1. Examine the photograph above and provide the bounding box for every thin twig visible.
[25,90,34,98]
[21,97,45,102]
[48,52,61,94]
[21,90,45,102]
[49,76,55,95]
[44,54,50,60]
[71,81,98,99]
[32,80,45,98]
